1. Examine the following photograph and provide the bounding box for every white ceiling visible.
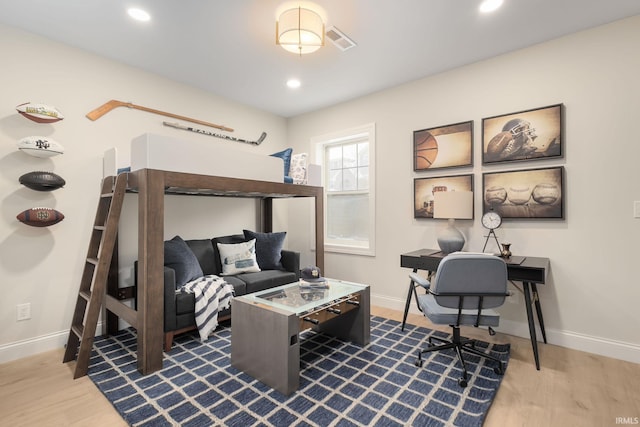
[1,1,639,118]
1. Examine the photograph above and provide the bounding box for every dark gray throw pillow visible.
[164,235,203,288]
[243,229,286,270]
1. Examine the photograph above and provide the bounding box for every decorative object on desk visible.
[481,209,503,253]
[301,265,325,282]
[413,120,473,171]
[16,102,64,123]
[88,317,509,427]
[482,166,564,219]
[500,243,512,258]
[433,190,473,253]
[414,174,473,218]
[482,104,562,165]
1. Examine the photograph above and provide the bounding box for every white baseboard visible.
[0,322,103,365]
[371,293,640,365]
[3,297,639,366]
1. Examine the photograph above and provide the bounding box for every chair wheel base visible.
[494,365,504,375]
[458,378,468,387]
[415,359,424,367]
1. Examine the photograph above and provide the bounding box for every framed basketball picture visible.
[413,121,473,171]
[482,104,563,165]
[414,174,474,218]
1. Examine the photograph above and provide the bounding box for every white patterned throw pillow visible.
[216,239,261,275]
[290,153,308,184]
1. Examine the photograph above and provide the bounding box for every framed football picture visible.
[482,104,563,165]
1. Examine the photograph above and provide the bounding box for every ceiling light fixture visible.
[127,8,151,22]
[276,6,324,55]
[286,79,301,89]
[479,0,504,13]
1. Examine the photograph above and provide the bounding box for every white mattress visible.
[129,133,283,183]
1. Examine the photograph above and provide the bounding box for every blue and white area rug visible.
[88,316,509,426]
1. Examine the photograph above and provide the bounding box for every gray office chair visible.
[414,252,509,387]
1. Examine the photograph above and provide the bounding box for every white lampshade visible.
[276,7,325,55]
[433,191,473,219]
[433,191,473,253]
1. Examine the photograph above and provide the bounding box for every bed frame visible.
[105,168,324,375]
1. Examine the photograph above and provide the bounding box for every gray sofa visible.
[137,232,300,351]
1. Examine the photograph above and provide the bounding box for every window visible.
[313,123,375,255]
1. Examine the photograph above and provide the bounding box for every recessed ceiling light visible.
[479,0,503,13]
[286,79,301,89]
[128,8,151,22]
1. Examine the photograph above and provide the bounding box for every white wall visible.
[286,16,640,363]
[2,16,639,365]
[0,24,290,362]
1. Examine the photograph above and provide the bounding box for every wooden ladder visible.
[62,174,127,378]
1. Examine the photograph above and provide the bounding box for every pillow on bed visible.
[164,235,203,288]
[270,148,293,177]
[290,153,308,184]
[243,229,286,270]
[216,239,261,275]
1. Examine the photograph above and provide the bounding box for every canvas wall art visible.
[482,104,562,165]
[413,121,473,171]
[414,174,474,218]
[482,166,564,219]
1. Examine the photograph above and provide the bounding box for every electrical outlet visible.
[634,201,640,218]
[17,303,31,321]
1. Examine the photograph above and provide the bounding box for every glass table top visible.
[240,279,368,316]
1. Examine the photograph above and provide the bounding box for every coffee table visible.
[230,279,370,395]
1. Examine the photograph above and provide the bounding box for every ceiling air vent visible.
[326,26,356,51]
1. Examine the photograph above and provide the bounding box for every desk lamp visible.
[433,191,473,253]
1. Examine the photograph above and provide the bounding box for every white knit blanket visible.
[180,275,235,341]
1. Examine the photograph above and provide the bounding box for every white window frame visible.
[312,123,376,256]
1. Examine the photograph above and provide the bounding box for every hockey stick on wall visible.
[163,121,266,145]
[86,100,234,132]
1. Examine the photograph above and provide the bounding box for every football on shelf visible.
[17,136,65,158]
[17,207,65,227]
[16,102,64,123]
[19,171,66,191]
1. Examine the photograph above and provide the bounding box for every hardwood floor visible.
[1,306,638,426]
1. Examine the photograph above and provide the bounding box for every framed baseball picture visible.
[413,121,473,171]
[482,104,563,165]
[482,166,564,219]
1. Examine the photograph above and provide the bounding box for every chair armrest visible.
[409,272,430,289]
[281,249,300,280]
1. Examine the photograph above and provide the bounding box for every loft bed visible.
[102,134,324,375]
